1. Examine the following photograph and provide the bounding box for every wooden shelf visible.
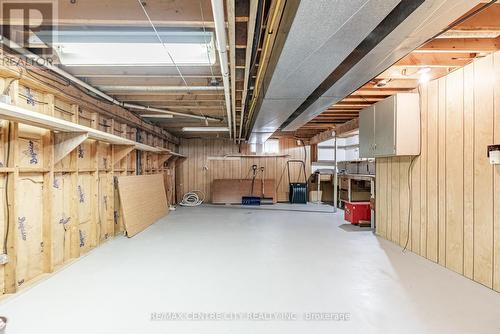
[156,148,186,158]
[169,151,187,158]
[135,143,163,153]
[338,173,375,181]
[208,154,290,160]
[0,101,161,152]
[338,158,372,163]
[230,154,290,158]
[336,144,359,149]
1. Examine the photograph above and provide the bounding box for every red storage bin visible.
[344,201,371,225]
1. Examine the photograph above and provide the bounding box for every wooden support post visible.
[90,113,99,248]
[4,122,18,293]
[42,130,54,273]
[43,94,55,116]
[120,124,129,175]
[71,104,80,124]
[69,105,80,260]
[105,138,115,241]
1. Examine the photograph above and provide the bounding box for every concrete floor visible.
[1,205,499,334]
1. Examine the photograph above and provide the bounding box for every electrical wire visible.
[199,1,217,85]
[403,84,425,252]
[179,191,205,207]
[24,68,116,111]
[199,1,222,121]
[18,93,48,105]
[197,1,216,120]
[3,123,11,255]
[402,155,418,253]
[138,0,212,121]
[2,77,20,95]
[25,67,71,87]
[136,0,189,89]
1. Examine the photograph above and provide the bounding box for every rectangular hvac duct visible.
[248,0,400,143]
[248,0,480,142]
[282,0,481,131]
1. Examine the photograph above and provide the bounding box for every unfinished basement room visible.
[0,0,499,333]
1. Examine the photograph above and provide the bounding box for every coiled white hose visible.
[180,190,205,207]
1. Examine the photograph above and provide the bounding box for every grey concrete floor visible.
[0,205,499,334]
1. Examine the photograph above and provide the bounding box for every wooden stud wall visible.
[375,51,500,292]
[177,137,311,203]
[0,74,178,297]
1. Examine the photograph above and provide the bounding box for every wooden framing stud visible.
[4,122,19,294]
[42,130,54,273]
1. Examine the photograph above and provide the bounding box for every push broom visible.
[242,165,261,205]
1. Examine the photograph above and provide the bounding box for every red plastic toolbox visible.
[344,201,371,225]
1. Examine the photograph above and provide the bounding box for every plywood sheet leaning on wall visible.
[116,174,168,237]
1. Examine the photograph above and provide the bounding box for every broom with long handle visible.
[242,165,261,205]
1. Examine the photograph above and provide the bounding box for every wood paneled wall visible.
[376,51,500,292]
[177,138,311,202]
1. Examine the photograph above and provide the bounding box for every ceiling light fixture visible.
[182,127,230,132]
[41,29,216,66]
[417,67,431,74]
[375,79,388,88]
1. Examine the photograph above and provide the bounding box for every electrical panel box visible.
[359,93,420,158]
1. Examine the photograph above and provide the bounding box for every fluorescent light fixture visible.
[54,42,215,66]
[140,114,174,118]
[45,29,216,66]
[182,127,229,132]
